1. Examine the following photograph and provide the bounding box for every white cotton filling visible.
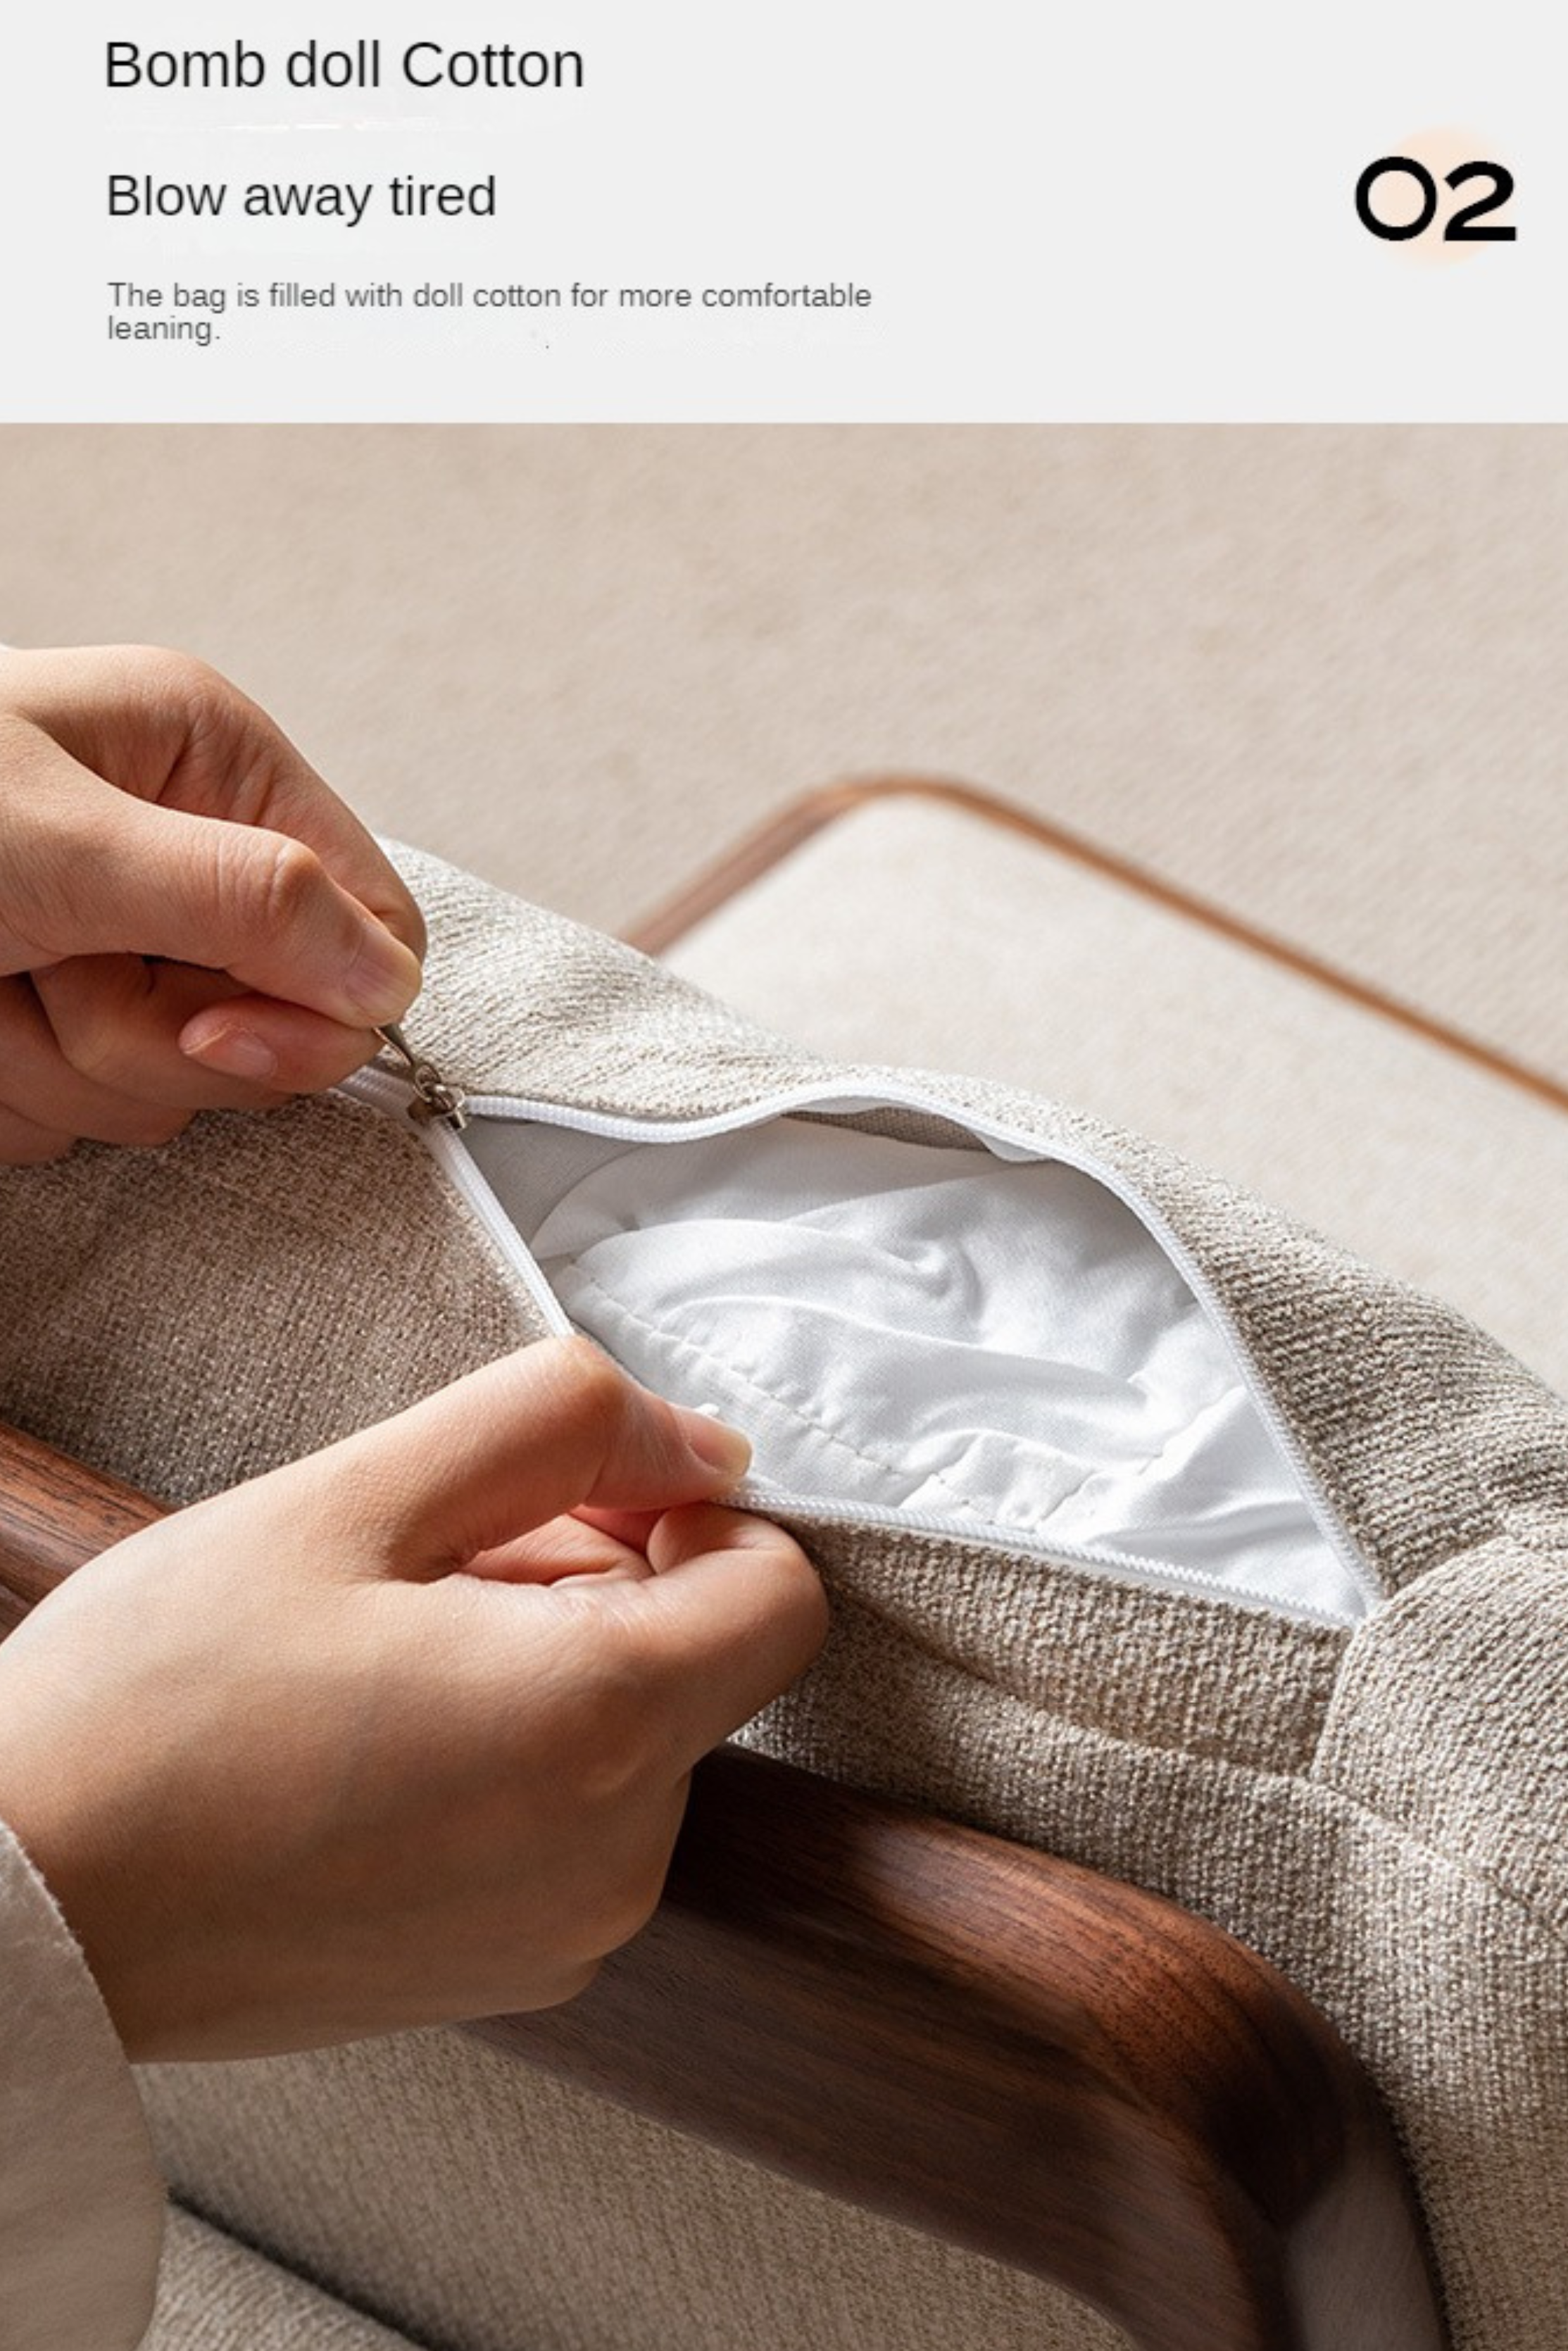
[465,1115,1365,1622]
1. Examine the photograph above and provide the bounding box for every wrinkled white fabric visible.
[0,1818,165,2350]
[474,1115,1362,1621]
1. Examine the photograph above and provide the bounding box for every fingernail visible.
[675,1407,753,1483]
[180,1024,279,1081]
[346,922,423,1022]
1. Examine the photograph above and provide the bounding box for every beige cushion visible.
[4,844,1565,2351]
[663,790,1568,1398]
[149,2208,418,2350]
[149,2039,1124,2351]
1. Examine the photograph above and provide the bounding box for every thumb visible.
[605,1503,830,1766]
[15,747,421,1025]
[305,1338,756,1575]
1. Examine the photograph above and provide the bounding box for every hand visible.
[0,1338,827,2060]
[0,644,425,1163]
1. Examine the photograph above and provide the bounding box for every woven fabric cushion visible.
[149,2036,1126,2351]
[3,844,1566,2351]
[149,2207,420,2349]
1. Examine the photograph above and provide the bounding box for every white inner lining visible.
[465,1112,1369,1623]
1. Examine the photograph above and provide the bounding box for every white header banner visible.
[0,4,1557,420]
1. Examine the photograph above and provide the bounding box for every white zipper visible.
[352,1060,570,1336]
[343,1049,1381,1630]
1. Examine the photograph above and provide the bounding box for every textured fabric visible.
[742,1545,1568,2351]
[149,2033,1128,2351]
[663,791,1568,1399]
[4,425,1568,1082]
[149,2207,422,2349]
[0,1089,545,1507]
[0,1821,165,2351]
[1,846,1566,2350]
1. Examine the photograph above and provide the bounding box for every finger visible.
[177,996,381,1093]
[0,974,192,1146]
[0,1100,75,1166]
[306,1338,754,1575]
[31,958,294,1112]
[465,1514,655,1586]
[573,1505,664,1552]
[546,1563,655,1592]
[96,788,421,1027]
[603,1504,829,1765]
[0,646,425,963]
[4,733,420,1026]
[35,956,381,1105]
[137,654,427,963]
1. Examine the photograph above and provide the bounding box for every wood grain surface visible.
[0,1417,1448,2351]
[0,1420,158,1634]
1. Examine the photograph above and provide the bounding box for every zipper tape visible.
[341,1054,1381,1629]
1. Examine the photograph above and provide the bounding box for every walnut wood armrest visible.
[0,1419,1447,2351]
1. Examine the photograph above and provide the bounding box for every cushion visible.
[149,2038,1126,2351]
[150,2207,421,2349]
[4,843,1566,2351]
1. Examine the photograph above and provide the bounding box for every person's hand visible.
[0,1338,827,2062]
[0,644,425,1163]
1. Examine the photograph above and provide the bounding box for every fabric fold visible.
[0,1818,165,2351]
[514,1114,1355,1619]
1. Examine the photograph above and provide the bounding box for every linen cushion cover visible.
[2,844,1565,2351]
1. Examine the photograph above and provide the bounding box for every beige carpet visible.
[2,425,1565,1076]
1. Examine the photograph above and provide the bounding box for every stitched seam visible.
[564,1265,1228,1549]
[810,1578,1333,1772]
[832,1622,1568,1956]
[567,1269,1015,1529]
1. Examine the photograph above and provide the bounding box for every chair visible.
[0,1416,1445,2351]
[7,777,1565,2350]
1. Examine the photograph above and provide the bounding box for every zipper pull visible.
[373,1023,470,1131]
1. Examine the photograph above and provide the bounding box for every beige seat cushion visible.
[150,2207,421,2350]
[662,789,1568,1397]
[149,2036,1124,2351]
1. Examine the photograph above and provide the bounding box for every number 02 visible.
[1355,156,1517,243]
